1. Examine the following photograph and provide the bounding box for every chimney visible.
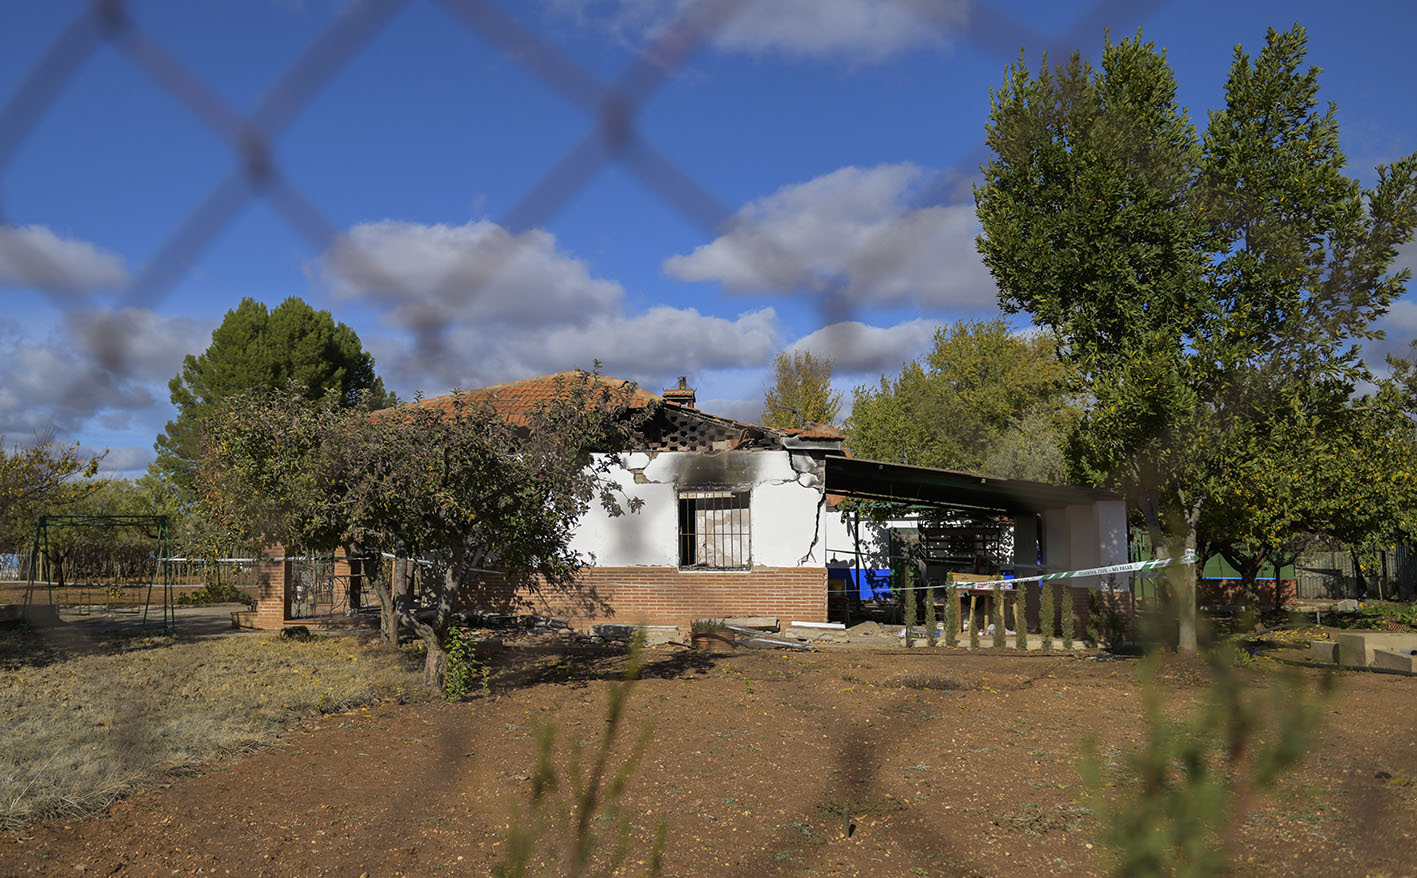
[662,375,696,409]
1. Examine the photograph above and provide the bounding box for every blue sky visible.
[2,0,1416,476]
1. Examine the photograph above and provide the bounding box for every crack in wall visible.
[610,448,830,565]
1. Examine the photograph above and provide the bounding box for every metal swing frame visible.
[22,514,174,632]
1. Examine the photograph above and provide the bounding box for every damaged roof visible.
[393,371,846,454]
[401,371,662,427]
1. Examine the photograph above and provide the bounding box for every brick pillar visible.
[255,544,291,630]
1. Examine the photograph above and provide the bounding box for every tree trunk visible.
[1220,547,1266,630]
[1145,498,1200,655]
[406,613,449,692]
[424,640,448,691]
[393,557,413,635]
[1176,524,1199,654]
[360,548,399,645]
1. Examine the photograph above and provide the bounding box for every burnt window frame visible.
[677,488,752,570]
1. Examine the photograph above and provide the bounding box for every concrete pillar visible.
[1096,500,1129,592]
[1067,503,1100,589]
[1042,508,1070,573]
[254,544,291,630]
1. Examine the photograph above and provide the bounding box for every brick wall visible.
[254,546,290,630]
[465,566,827,629]
[1200,577,1298,609]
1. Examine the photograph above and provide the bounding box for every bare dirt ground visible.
[1,640,1413,878]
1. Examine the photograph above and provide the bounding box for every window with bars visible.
[678,490,751,569]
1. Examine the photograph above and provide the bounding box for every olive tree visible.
[198,372,644,689]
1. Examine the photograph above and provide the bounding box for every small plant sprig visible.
[495,630,666,878]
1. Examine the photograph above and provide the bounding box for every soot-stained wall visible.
[568,450,828,569]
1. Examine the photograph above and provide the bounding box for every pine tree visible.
[156,297,393,497]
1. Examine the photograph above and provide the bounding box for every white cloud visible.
[663,163,996,310]
[316,220,622,331]
[316,219,783,394]
[90,445,155,476]
[549,0,965,62]
[371,305,780,394]
[1359,240,1417,371]
[0,309,212,439]
[790,318,937,376]
[0,225,128,294]
[692,397,762,423]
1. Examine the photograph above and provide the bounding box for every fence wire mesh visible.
[34,2,1404,875]
[1,0,1158,352]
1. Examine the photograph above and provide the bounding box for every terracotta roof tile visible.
[398,371,661,427]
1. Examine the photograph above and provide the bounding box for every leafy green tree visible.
[976,26,1417,651]
[846,319,1073,478]
[198,372,643,689]
[0,436,103,553]
[156,297,393,497]
[761,350,841,428]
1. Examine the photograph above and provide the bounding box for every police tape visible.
[836,549,1198,594]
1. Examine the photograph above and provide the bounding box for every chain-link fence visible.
[1,0,1159,360]
[39,2,1417,875]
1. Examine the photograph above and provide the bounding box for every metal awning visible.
[823,456,1118,515]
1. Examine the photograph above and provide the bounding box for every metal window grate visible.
[679,490,750,569]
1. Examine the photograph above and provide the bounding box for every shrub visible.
[175,581,256,608]
[968,593,980,650]
[1013,588,1027,649]
[1040,583,1054,650]
[992,583,1006,648]
[1080,649,1330,877]
[924,584,937,647]
[495,632,666,877]
[1061,586,1075,649]
[1355,602,1417,631]
[901,568,917,648]
[944,585,959,647]
[444,626,491,702]
[1088,584,1131,650]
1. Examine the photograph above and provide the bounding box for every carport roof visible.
[824,456,1120,514]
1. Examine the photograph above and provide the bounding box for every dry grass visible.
[0,629,423,827]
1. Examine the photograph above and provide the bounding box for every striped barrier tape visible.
[878,549,1197,593]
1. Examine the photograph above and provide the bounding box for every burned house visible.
[252,372,1130,633]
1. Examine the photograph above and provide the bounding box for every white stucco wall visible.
[567,450,827,569]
